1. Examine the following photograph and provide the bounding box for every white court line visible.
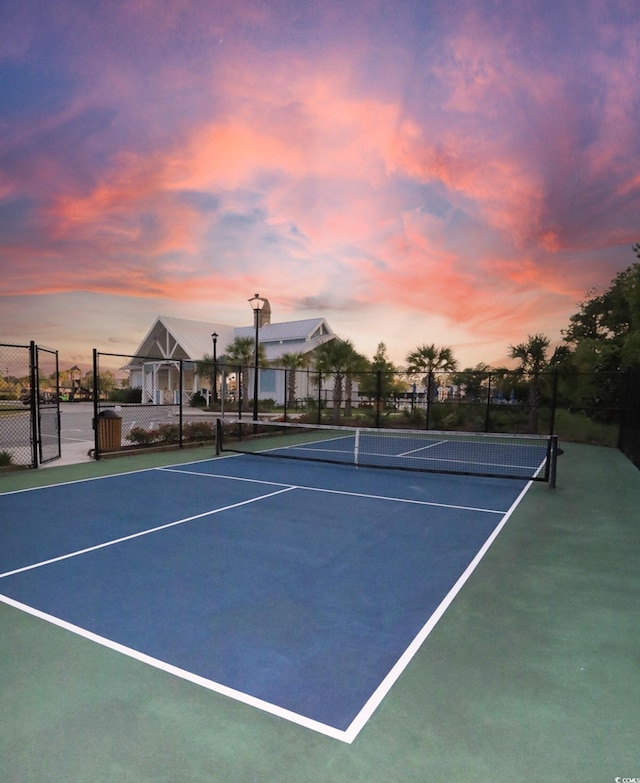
[0,592,348,743]
[158,466,506,515]
[0,454,237,497]
[2,458,533,743]
[0,486,295,580]
[158,466,292,489]
[0,478,534,744]
[341,478,534,743]
[398,439,448,456]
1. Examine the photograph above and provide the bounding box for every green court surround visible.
[1,443,638,782]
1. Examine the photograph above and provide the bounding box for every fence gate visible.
[32,343,61,465]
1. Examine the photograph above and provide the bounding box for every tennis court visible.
[2,444,534,742]
[2,439,639,781]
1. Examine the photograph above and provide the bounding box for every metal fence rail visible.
[0,343,35,467]
[91,350,639,467]
[0,342,61,468]
[93,350,217,459]
[4,345,636,469]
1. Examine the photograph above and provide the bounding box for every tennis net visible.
[216,419,559,486]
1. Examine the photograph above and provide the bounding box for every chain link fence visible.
[93,351,634,460]
[0,343,34,467]
[226,366,626,446]
[4,346,635,468]
[93,351,218,458]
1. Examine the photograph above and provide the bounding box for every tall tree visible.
[195,353,216,403]
[359,342,401,405]
[508,333,550,432]
[564,247,640,370]
[405,344,458,398]
[343,345,369,418]
[405,343,458,375]
[313,339,357,423]
[225,336,266,405]
[278,352,308,408]
[452,362,492,402]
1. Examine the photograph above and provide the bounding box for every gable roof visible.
[134,316,235,361]
[132,315,337,365]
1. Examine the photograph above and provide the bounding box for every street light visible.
[211,332,218,404]
[248,294,264,423]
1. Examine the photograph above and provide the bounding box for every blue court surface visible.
[0,454,532,743]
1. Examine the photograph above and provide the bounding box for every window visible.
[260,368,276,393]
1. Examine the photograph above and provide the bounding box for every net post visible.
[354,428,360,466]
[548,435,558,488]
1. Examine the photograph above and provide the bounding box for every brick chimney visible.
[259,298,271,327]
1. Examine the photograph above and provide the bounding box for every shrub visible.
[402,407,426,427]
[127,427,157,445]
[183,421,215,441]
[553,409,618,447]
[189,392,207,408]
[109,388,142,403]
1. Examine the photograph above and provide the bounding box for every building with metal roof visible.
[127,304,340,405]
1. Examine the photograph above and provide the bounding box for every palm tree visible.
[508,333,550,432]
[452,362,491,402]
[343,346,369,418]
[225,336,266,406]
[195,353,216,404]
[278,352,308,409]
[313,339,357,423]
[405,343,458,399]
[405,343,458,375]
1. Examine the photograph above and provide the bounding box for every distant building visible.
[127,303,339,405]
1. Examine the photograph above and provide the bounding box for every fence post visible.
[179,359,184,449]
[485,373,492,432]
[29,341,38,467]
[93,349,100,459]
[426,371,433,430]
[283,369,288,422]
[549,368,559,435]
[375,370,382,428]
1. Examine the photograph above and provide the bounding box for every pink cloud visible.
[2,0,638,369]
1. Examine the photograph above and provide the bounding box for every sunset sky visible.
[1,0,639,370]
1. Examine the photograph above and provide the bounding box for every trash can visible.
[95,409,122,451]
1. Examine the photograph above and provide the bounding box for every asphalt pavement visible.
[46,402,96,467]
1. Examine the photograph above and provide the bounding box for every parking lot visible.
[2,401,219,467]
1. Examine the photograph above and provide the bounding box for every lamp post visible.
[248,294,264,423]
[211,332,218,404]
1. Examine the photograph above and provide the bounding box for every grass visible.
[552,408,619,447]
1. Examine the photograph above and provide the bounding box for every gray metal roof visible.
[234,317,333,344]
[132,315,337,365]
[135,316,235,361]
